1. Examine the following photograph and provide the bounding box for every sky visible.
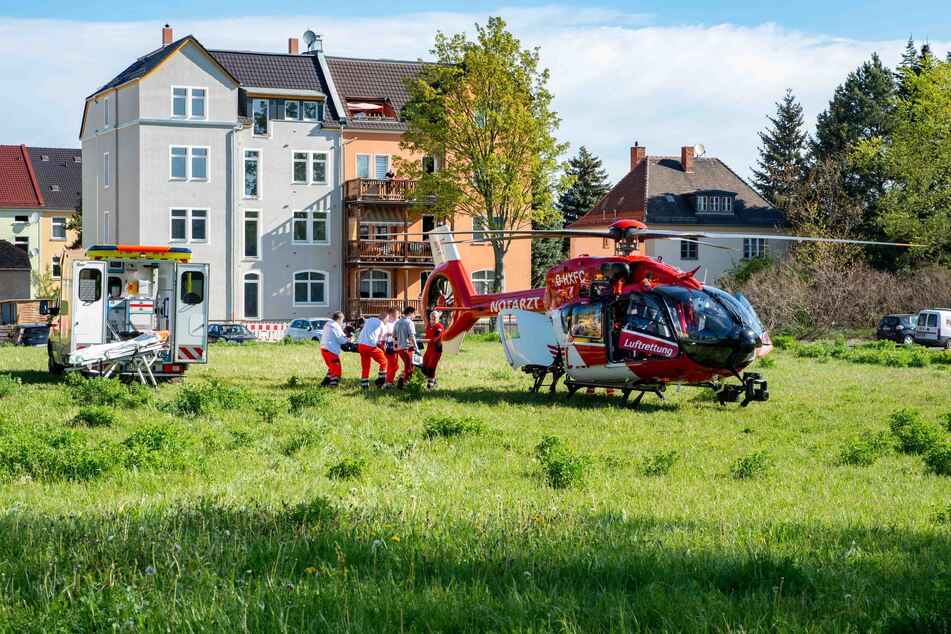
[1,1,949,183]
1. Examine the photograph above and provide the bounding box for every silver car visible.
[285,318,330,341]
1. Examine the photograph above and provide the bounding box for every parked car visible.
[15,323,50,347]
[208,323,257,344]
[914,308,951,349]
[876,314,917,345]
[285,318,330,341]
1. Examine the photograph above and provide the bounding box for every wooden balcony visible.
[349,298,423,318]
[343,178,432,204]
[348,240,433,264]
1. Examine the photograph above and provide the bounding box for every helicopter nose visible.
[731,326,758,362]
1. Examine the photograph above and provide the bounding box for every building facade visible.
[568,145,786,283]
[81,27,531,321]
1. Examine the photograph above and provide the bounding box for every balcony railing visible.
[344,178,432,203]
[348,240,432,263]
[349,298,423,318]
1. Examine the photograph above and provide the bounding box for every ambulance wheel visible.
[47,346,64,376]
[312,336,320,341]
[945,338,951,351]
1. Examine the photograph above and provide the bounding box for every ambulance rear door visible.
[71,260,107,351]
[173,263,209,363]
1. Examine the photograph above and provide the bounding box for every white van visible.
[44,245,210,379]
[915,309,951,349]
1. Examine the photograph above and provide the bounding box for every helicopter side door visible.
[559,301,611,379]
[609,292,680,363]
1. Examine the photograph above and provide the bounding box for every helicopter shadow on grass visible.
[3,369,61,386]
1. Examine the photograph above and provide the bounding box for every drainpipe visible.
[229,123,242,321]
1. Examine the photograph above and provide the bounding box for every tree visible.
[531,176,564,287]
[31,267,58,300]
[557,146,611,226]
[854,60,951,265]
[751,89,807,212]
[401,17,567,293]
[896,38,936,98]
[68,192,83,249]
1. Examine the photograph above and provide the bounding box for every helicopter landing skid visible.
[525,365,565,394]
[563,381,667,409]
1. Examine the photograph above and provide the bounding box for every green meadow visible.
[0,340,949,632]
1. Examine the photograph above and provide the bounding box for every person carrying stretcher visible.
[389,306,419,389]
[421,310,444,389]
[319,312,350,388]
[357,308,395,389]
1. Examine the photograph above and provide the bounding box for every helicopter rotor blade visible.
[637,230,925,248]
[446,234,736,250]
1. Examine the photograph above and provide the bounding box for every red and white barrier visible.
[244,321,288,342]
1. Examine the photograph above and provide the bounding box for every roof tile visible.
[0,145,42,209]
[325,56,424,130]
[0,240,31,270]
[27,147,82,211]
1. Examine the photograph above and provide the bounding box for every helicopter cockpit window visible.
[564,303,602,341]
[624,294,674,340]
[655,286,735,342]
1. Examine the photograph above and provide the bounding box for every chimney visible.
[162,24,173,47]
[630,144,646,171]
[288,37,299,55]
[681,145,695,173]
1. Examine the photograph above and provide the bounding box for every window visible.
[284,100,300,120]
[170,146,208,181]
[723,196,733,212]
[680,240,698,260]
[696,195,707,212]
[420,271,430,291]
[244,210,259,259]
[292,209,329,244]
[564,303,602,340]
[103,153,109,187]
[14,236,28,252]
[471,269,500,294]
[14,215,28,224]
[622,294,674,340]
[180,271,205,305]
[422,156,438,173]
[356,154,371,178]
[243,272,261,319]
[302,101,318,121]
[244,150,260,198]
[103,97,110,127]
[102,211,109,243]
[170,209,209,243]
[52,217,67,240]
[294,271,328,305]
[252,99,268,136]
[172,87,206,119]
[743,238,766,260]
[422,215,436,239]
[51,255,62,279]
[473,216,501,242]
[374,155,390,179]
[359,270,390,299]
[78,268,102,302]
[711,196,721,213]
[292,151,328,185]
[664,193,676,203]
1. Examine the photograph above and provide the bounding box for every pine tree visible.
[752,89,807,211]
[531,175,564,286]
[557,146,611,226]
[896,38,936,98]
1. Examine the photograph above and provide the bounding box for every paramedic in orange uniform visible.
[381,307,398,388]
[421,310,445,389]
[389,306,419,389]
[357,309,394,389]
[319,312,350,388]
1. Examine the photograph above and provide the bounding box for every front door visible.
[173,263,209,363]
[71,260,107,349]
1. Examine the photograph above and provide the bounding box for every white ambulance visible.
[914,308,951,349]
[44,245,209,380]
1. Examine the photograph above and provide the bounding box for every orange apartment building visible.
[325,56,531,318]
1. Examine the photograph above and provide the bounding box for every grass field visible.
[0,340,950,632]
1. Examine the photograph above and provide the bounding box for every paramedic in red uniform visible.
[319,312,350,388]
[390,306,419,389]
[421,310,445,389]
[357,309,393,389]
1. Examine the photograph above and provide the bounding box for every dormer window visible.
[695,193,735,214]
[347,98,397,120]
[710,196,720,213]
[696,195,707,212]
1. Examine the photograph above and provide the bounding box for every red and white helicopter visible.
[419,221,916,407]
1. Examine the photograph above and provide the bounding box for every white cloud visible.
[0,8,945,182]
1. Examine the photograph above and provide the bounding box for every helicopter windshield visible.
[655,286,736,342]
[704,286,764,344]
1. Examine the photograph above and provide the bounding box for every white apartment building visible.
[80,27,346,320]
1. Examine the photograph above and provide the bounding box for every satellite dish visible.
[30,212,40,224]
[28,247,39,258]
[694,143,706,158]
[303,30,317,50]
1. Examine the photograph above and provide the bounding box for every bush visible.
[121,423,194,469]
[771,335,796,350]
[173,379,249,416]
[287,388,329,414]
[730,451,773,480]
[399,371,427,398]
[0,375,21,398]
[280,422,326,456]
[0,423,121,481]
[933,504,951,525]
[889,409,942,455]
[253,398,285,424]
[943,411,951,433]
[639,450,680,476]
[70,406,118,428]
[67,375,153,408]
[836,430,892,466]
[423,415,484,440]
[326,457,365,480]
[535,435,589,489]
[924,443,951,477]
